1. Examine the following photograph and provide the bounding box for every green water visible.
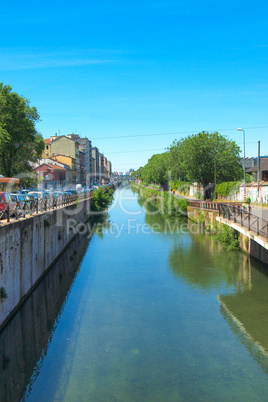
[2,185,268,401]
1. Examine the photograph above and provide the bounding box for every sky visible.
[1,0,268,173]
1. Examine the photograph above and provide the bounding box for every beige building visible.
[50,154,77,184]
[50,136,80,184]
[107,161,112,178]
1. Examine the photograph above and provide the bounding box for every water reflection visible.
[0,232,91,402]
[168,235,252,293]
[219,264,268,374]
[140,195,252,293]
[140,194,268,376]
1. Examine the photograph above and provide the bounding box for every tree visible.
[169,132,243,187]
[136,153,170,188]
[0,83,44,177]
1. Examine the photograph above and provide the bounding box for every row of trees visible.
[135,132,244,190]
[0,83,44,179]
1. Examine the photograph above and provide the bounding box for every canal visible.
[1,185,268,401]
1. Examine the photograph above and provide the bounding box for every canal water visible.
[1,185,268,401]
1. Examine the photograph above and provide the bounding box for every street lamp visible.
[237,128,246,199]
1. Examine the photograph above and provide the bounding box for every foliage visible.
[19,171,39,189]
[0,83,45,177]
[136,185,188,217]
[135,152,170,188]
[246,173,254,183]
[171,180,191,194]
[244,197,251,204]
[215,181,240,198]
[213,222,240,250]
[136,132,243,193]
[168,131,243,186]
[92,187,114,211]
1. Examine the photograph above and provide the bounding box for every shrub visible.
[215,181,240,198]
[213,223,240,250]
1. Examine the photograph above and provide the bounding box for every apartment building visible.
[67,134,92,185]
[107,161,112,179]
[50,136,81,183]
[92,147,100,181]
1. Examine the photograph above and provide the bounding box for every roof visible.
[51,154,75,161]
[35,163,66,171]
[51,135,76,144]
[44,138,51,144]
[247,159,268,173]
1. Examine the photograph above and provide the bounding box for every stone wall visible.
[0,197,92,329]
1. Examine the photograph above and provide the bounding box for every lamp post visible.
[237,128,246,200]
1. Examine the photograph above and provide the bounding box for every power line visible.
[104,142,259,155]
[106,148,165,154]
[90,126,268,141]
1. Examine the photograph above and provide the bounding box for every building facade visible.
[67,134,92,185]
[50,136,80,184]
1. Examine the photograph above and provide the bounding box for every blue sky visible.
[1,0,268,172]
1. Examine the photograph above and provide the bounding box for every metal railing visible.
[218,203,268,240]
[187,200,268,240]
[0,193,92,224]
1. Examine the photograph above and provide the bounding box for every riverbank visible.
[133,183,268,265]
[0,186,116,330]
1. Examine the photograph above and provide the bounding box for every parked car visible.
[0,192,17,218]
[10,193,27,213]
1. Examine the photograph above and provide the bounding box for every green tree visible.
[137,152,170,188]
[0,83,44,177]
[92,187,114,211]
[169,132,243,187]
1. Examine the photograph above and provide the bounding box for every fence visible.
[218,203,268,240]
[0,193,91,224]
[188,200,268,240]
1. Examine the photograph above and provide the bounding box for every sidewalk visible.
[251,206,268,221]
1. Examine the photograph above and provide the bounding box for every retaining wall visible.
[0,231,90,401]
[187,206,268,266]
[0,197,92,329]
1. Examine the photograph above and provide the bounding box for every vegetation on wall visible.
[212,222,240,250]
[133,185,188,217]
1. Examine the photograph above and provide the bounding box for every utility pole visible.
[257,141,260,201]
[237,128,246,199]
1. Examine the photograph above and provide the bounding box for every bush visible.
[92,187,115,211]
[138,186,188,217]
[213,223,240,250]
[215,181,240,198]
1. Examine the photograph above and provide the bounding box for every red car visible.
[0,192,17,219]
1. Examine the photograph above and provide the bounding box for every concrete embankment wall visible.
[187,206,268,265]
[0,232,90,402]
[0,197,92,329]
